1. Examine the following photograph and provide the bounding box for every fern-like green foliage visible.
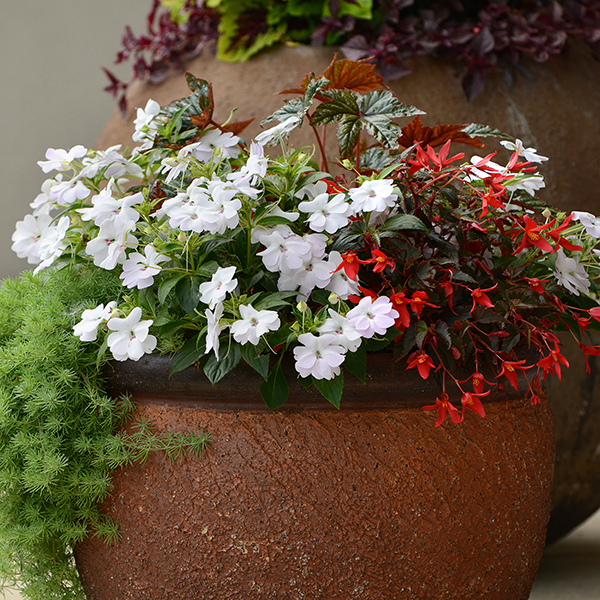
[0,267,209,599]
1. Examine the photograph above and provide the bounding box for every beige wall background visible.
[0,0,150,279]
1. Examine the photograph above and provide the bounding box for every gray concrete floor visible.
[530,510,600,599]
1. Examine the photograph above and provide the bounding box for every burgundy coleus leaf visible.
[398,115,486,150]
[220,118,255,136]
[279,55,384,99]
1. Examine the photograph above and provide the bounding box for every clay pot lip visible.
[104,353,527,412]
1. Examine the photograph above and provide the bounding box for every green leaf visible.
[197,261,220,278]
[137,286,156,313]
[203,344,242,385]
[254,215,296,228]
[364,337,392,352]
[461,123,512,141]
[259,358,289,409]
[436,322,452,348]
[176,277,199,315]
[343,344,367,383]
[156,318,189,337]
[313,89,423,158]
[336,116,363,157]
[240,345,269,378]
[254,291,297,311]
[415,320,428,349]
[312,90,360,125]
[262,75,329,127]
[313,372,344,408]
[158,275,185,305]
[170,335,205,376]
[382,214,428,233]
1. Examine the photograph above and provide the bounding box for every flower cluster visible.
[14,58,600,417]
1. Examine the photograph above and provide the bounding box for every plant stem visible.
[310,123,329,172]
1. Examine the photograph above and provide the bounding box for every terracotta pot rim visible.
[105,353,529,412]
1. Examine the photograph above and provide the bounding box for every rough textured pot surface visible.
[96,43,600,542]
[74,355,554,600]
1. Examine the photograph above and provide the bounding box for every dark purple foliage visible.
[105,0,600,111]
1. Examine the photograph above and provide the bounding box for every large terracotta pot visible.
[96,43,600,542]
[74,355,554,600]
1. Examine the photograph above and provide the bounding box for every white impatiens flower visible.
[572,211,600,238]
[37,145,87,173]
[34,216,71,274]
[325,251,360,300]
[30,178,57,216]
[11,213,53,264]
[318,309,362,352]
[231,304,280,346]
[155,177,242,234]
[199,266,238,309]
[552,249,591,296]
[78,184,142,228]
[504,173,545,196]
[293,333,346,380]
[298,192,350,234]
[257,230,315,273]
[255,116,300,146]
[107,307,157,361]
[277,257,333,298]
[80,145,144,180]
[120,245,169,289]
[73,301,117,342]
[346,296,399,338]
[132,99,161,147]
[85,219,139,271]
[193,129,241,162]
[48,176,91,206]
[205,303,225,359]
[500,139,548,163]
[348,179,397,215]
[227,142,267,198]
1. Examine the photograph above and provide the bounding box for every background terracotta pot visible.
[74,355,554,600]
[96,43,600,543]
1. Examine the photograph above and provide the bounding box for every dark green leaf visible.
[203,344,242,385]
[158,275,185,305]
[311,90,360,125]
[137,286,156,313]
[254,291,297,311]
[176,277,199,315]
[170,335,205,376]
[461,123,512,141]
[436,322,452,348]
[343,344,367,383]
[259,359,289,409]
[313,372,344,408]
[336,116,362,158]
[364,337,392,351]
[156,318,189,337]
[255,215,295,228]
[382,214,428,233]
[240,345,269,379]
[197,261,219,278]
[359,89,424,120]
[415,320,428,349]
